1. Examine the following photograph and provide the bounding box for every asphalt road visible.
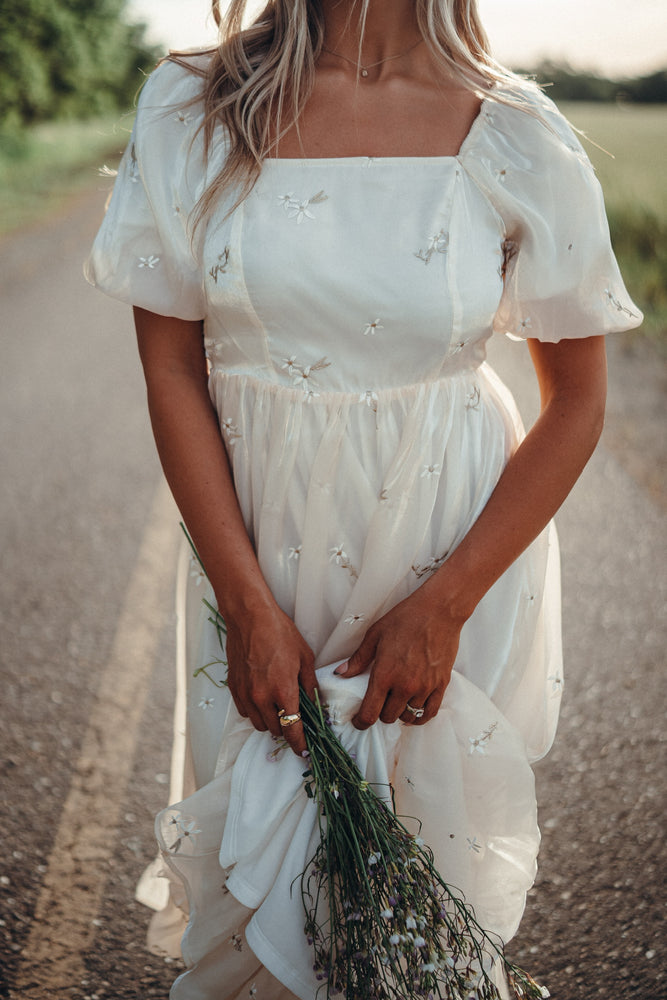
[0,185,665,1000]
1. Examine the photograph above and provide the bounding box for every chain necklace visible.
[321,37,424,78]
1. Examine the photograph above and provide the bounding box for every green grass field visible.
[560,102,667,345]
[0,115,131,238]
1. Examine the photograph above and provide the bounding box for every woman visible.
[86,1,641,997]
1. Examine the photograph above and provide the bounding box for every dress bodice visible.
[203,155,503,395]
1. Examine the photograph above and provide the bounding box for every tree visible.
[0,0,160,127]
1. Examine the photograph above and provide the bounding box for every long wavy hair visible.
[169,0,530,223]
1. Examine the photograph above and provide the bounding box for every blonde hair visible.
[169,0,532,223]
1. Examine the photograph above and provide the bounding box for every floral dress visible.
[86,56,641,1000]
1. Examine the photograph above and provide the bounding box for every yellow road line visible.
[13,480,179,997]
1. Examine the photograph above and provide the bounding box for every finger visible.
[338,629,377,678]
[352,674,388,730]
[276,709,308,757]
[298,657,318,701]
[380,688,416,725]
[411,687,446,726]
[398,698,428,725]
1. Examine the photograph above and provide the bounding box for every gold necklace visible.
[322,38,424,78]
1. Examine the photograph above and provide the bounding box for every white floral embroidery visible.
[517,317,532,334]
[466,385,481,410]
[363,318,384,336]
[128,143,140,183]
[138,255,160,269]
[411,553,448,579]
[303,389,320,402]
[497,166,508,183]
[249,984,258,997]
[467,836,482,854]
[198,697,214,710]
[290,356,331,392]
[281,355,300,375]
[421,463,441,479]
[189,555,206,586]
[288,545,301,561]
[344,613,366,625]
[359,390,379,412]
[209,246,231,283]
[604,288,639,319]
[415,229,449,264]
[484,110,496,125]
[278,189,328,224]
[221,417,241,443]
[548,674,564,694]
[167,812,202,853]
[330,545,358,579]
[174,110,193,126]
[469,721,498,755]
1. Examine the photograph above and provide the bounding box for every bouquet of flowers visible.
[186,528,548,1000]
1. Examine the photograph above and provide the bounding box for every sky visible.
[127,0,667,77]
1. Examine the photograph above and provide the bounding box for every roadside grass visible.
[561,102,667,348]
[0,114,132,238]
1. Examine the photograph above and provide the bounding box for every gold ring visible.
[278,709,302,728]
[405,703,425,719]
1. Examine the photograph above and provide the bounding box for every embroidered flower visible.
[344,613,366,625]
[289,356,331,392]
[548,674,564,694]
[469,721,498,755]
[517,317,532,334]
[363,319,384,336]
[189,555,206,586]
[174,110,193,126]
[421,463,441,479]
[281,355,300,375]
[221,417,241,443]
[198,697,214,710]
[467,836,482,854]
[415,229,449,264]
[411,553,448,579]
[288,545,301,561]
[279,189,328,224]
[604,288,639,319]
[359,390,379,412]
[330,544,348,565]
[209,246,231,284]
[167,812,202,853]
[465,385,481,410]
[497,166,508,183]
[138,255,160,269]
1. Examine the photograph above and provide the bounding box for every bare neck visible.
[321,0,422,63]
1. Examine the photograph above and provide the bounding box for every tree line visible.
[517,61,667,104]
[0,0,159,131]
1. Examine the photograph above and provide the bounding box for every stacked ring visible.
[405,703,425,719]
[278,708,302,727]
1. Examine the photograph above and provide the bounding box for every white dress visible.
[86,57,641,1000]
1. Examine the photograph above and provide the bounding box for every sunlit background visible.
[127,0,667,76]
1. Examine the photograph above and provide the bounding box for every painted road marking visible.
[13,480,179,997]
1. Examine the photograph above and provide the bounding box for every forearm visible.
[421,337,607,622]
[134,310,275,622]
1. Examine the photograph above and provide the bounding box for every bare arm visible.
[343,335,608,728]
[133,307,315,754]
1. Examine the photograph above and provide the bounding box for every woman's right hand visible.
[224,603,317,757]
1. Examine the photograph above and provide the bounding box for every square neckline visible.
[265,95,490,164]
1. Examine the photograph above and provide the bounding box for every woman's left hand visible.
[336,589,464,728]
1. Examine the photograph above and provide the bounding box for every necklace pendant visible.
[361,68,369,77]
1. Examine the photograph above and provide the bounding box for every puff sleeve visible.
[465,89,642,342]
[85,60,207,321]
